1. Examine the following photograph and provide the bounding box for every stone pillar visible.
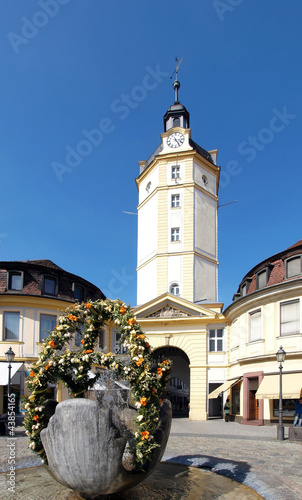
[189,365,208,420]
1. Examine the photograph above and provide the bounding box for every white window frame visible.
[171,194,180,208]
[209,328,224,352]
[171,227,180,242]
[170,283,180,296]
[280,299,300,336]
[39,313,57,342]
[171,165,180,179]
[3,311,20,341]
[249,309,262,342]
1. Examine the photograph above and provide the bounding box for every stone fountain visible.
[40,372,172,498]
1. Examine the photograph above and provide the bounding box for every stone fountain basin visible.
[40,398,172,498]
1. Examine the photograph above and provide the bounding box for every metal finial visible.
[170,57,183,103]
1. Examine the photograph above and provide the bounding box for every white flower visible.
[135,402,141,408]
[29,442,35,450]
[78,366,83,372]
[137,452,143,459]
[25,430,30,436]
[82,355,89,362]
[137,414,143,422]
[59,359,65,365]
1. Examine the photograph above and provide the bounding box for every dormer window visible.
[73,283,85,302]
[7,271,23,291]
[256,268,271,289]
[42,275,58,296]
[285,255,302,278]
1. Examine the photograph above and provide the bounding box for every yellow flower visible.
[29,371,36,378]
[139,397,147,406]
[48,340,56,348]
[86,303,92,309]
[136,358,143,367]
[119,306,126,314]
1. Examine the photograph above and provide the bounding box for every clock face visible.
[167,132,185,148]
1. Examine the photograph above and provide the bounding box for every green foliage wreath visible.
[24,299,171,468]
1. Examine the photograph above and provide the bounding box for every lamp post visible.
[5,347,15,399]
[276,346,286,440]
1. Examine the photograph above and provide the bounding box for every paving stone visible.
[0,420,301,499]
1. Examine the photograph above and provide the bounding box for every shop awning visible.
[208,378,241,399]
[0,363,22,386]
[256,373,302,399]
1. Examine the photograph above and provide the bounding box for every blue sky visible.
[0,0,301,308]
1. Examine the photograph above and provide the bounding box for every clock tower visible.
[136,79,220,306]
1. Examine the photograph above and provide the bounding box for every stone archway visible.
[153,346,190,417]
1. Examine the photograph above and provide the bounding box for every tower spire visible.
[164,57,189,132]
[170,57,183,104]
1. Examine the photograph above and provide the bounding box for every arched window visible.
[173,117,180,127]
[170,283,180,296]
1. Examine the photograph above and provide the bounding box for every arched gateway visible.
[153,346,190,417]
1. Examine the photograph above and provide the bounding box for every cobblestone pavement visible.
[162,419,302,500]
[0,420,301,499]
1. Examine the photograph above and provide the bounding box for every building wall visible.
[226,279,302,423]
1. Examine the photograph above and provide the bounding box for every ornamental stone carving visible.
[147,305,190,318]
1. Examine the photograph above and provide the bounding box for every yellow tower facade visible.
[136,82,220,306]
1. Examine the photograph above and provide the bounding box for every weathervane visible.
[170,57,183,104]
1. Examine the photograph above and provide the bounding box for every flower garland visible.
[23,299,171,469]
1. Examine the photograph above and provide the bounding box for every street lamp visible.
[5,347,15,399]
[276,346,286,440]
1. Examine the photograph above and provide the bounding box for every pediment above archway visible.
[146,305,190,318]
[135,293,221,320]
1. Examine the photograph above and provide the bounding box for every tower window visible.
[173,117,180,127]
[170,283,180,296]
[202,175,208,187]
[171,194,180,208]
[209,329,223,352]
[171,228,180,242]
[171,165,180,179]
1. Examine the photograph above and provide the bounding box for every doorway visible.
[208,383,222,418]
